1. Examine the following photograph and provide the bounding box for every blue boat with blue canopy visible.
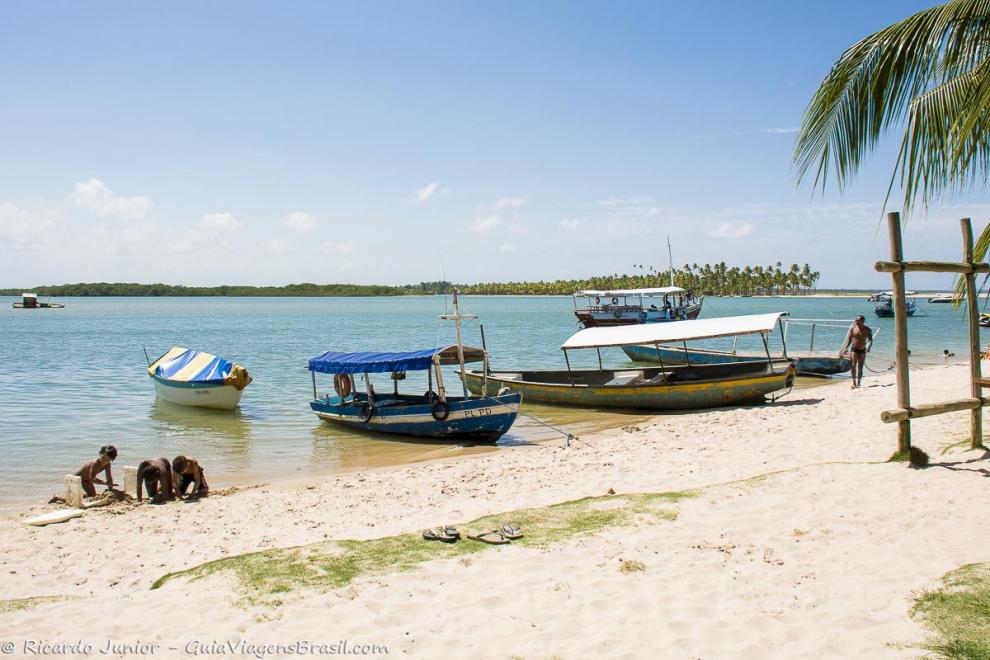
[147,347,252,410]
[307,294,522,441]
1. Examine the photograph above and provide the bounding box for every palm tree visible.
[794,0,990,217]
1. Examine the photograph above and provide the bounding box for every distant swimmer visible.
[839,315,874,388]
[136,458,175,503]
[48,445,118,503]
[943,349,955,360]
[171,455,209,499]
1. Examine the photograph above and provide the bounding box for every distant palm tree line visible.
[1,263,820,297]
[456,262,821,296]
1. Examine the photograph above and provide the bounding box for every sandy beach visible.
[1,362,987,658]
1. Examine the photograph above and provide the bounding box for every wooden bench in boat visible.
[605,370,645,386]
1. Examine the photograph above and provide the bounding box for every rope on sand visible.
[478,394,583,447]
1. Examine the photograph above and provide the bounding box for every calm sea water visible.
[0,294,976,508]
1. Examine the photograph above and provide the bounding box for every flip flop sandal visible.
[442,525,461,539]
[500,523,524,540]
[467,530,510,545]
[423,527,457,543]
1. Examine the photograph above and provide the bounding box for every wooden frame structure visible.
[875,212,988,452]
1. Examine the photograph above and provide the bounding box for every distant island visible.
[2,263,826,297]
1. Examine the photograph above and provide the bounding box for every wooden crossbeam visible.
[875,260,990,274]
[881,397,990,423]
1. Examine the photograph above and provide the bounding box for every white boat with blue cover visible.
[308,346,522,441]
[147,347,252,410]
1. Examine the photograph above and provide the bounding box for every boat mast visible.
[440,289,476,398]
[666,236,675,287]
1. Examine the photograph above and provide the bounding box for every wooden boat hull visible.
[151,376,245,410]
[310,392,522,441]
[575,300,703,328]
[462,360,795,410]
[621,344,851,376]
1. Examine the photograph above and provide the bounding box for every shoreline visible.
[2,363,987,656]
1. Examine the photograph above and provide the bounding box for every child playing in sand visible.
[49,445,118,503]
[171,455,209,499]
[136,458,174,503]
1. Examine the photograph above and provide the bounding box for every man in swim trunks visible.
[839,315,874,388]
[171,455,209,499]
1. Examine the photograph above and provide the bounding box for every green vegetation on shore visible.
[912,563,990,659]
[1,262,822,297]
[151,490,691,605]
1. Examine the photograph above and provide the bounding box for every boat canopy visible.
[148,347,251,389]
[561,312,787,350]
[308,345,486,375]
[574,287,686,297]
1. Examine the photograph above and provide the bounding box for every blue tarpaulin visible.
[307,346,485,375]
[152,348,235,384]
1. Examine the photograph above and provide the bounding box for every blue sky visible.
[1,0,985,289]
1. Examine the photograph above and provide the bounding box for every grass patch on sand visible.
[0,595,77,614]
[911,563,990,659]
[151,490,692,604]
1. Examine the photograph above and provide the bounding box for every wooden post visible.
[887,212,911,454]
[961,218,984,448]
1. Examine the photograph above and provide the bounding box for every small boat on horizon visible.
[12,292,64,309]
[307,292,521,442]
[927,293,959,303]
[873,291,916,317]
[146,347,252,410]
[462,313,796,410]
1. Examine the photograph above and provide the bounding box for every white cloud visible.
[70,178,152,220]
[595,195,665,219]
[560,218,583,230]
[322,240,356,255]
[200,212,241,232]
[0,202,64,248]
[707,222,755,239]
[260,239,290,254]
[493,196,526,210]
[761,127,798,134]
[472,215,502,232]
[498,244,518,253]
[282,211,316,232]
[415,182,440,202]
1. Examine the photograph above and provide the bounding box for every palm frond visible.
[794,0,990,214]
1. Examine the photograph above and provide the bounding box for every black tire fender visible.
[431,401,450,422]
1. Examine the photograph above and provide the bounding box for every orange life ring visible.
[334,374,352,398]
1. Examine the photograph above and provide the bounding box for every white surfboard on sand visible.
[23,509,84,526]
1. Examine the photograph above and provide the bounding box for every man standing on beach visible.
[839,315,873,388]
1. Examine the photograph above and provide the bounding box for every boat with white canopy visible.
[873,291,916,317]
[461,313,795,409]
[572,286,702,328]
